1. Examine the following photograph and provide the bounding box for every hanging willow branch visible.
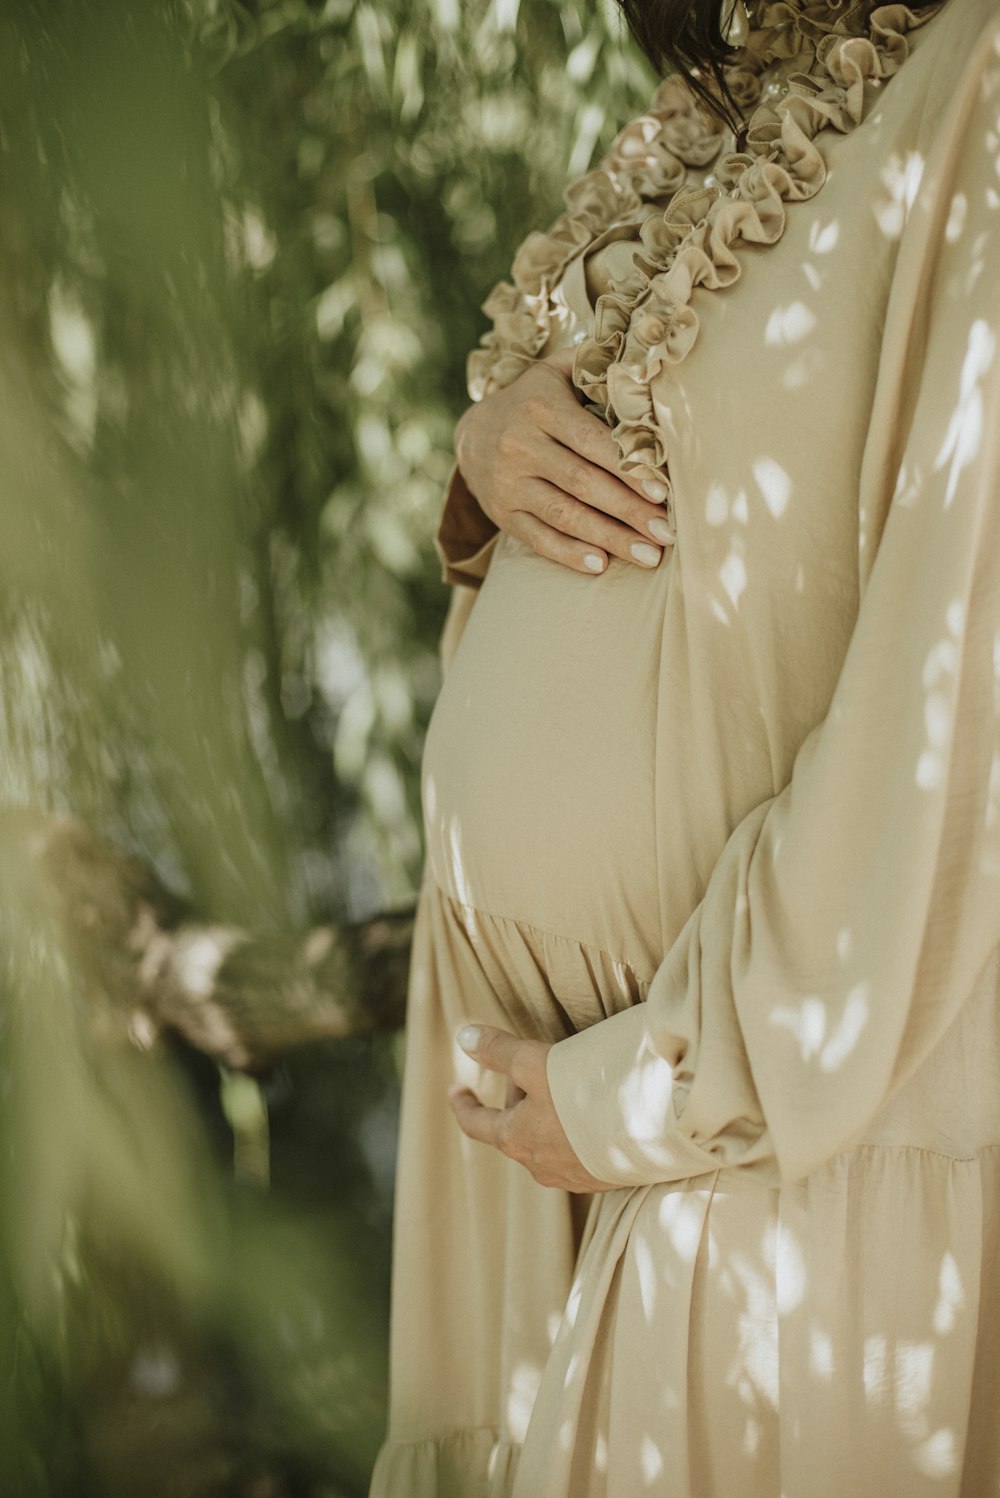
[3,811,414,1071]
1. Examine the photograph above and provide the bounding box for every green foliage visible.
[0,0,655,1491]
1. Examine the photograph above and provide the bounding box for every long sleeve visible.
[546,28,1000,1187]
[434,73,728,590]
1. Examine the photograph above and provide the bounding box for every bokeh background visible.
[0,2,657,1493]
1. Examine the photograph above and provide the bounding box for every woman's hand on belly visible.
[448,1023,619,1193]
[453,347,673,577]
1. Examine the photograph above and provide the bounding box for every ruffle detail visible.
[368,1426,520,1498]
[466,74,725,404]
[569,0,944,539]
[465,0,944,546]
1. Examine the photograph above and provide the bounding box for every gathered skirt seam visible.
[425,871,659,987]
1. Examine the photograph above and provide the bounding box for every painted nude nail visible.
[647,517,673,544]
[630,541,661,567]
[642,477,669,502]
[584,553,606,572]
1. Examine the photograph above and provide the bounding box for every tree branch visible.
[3,811,413,1070]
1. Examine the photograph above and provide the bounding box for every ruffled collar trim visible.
[466,0,946,542]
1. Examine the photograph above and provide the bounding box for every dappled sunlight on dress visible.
[370,2,1000,1494]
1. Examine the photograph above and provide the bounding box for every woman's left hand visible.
[448,1024,619,1193]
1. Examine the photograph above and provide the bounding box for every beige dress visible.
[370,2,1000,1493]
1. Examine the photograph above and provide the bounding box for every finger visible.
[456,1023,523,1078]
[538,440,674,548]
[532,365,670,505]
[502,507,610,575]
[448,1084,505,1149]
[456,1024,546,1093]
[514,485,666,572]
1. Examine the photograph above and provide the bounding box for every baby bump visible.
[422,531,669,978]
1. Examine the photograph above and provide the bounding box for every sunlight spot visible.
[505,1361,541,1442]
[836,926,854,963]
[809,1326,835,1379]
[924,691,953,757]
[794,562,805,593]
[424,771,438,826]
[945,598,965,637]
[720,551,747,607]
[732,489,750,524]
[617,1043,674,1144]
[775,1220,807,1315]
[706,483,729,526]
[934,319,995,508]
[809,219,840,254]
[802,261,822,292]
[915,1429,958,1479]
[658,1194,705,1262]
[752,458,792,518]
[595,1431,609,1473]
[640,1436,663,1483]
[895,1340,934,1419]
[634,1233,659,1323]
[729,1251,779,1406]
[547,1312,562,1344]
[764,301,817,347]
[447,815,474,905]
[874,150,926,239]
[945,193,968,243]
[863,1335,888,1402]
[771,986,869,1071]
[709,597,731,626]
[916,750,942,791]
[48,275,99,446]
[923,635,960,689]
[742,1418,761,1457]
[819,984,869,1071]
[771,995,827,1062]
[933,1251,965,1336]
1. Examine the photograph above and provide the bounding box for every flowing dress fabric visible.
[370,2,1000,1493]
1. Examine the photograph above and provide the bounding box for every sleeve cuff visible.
[433,462,500,589]
[545,1003,721,1189]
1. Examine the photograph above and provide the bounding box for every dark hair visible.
[615,0,744,129]
[615,0,943,132]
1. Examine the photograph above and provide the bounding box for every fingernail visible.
[583,553,606,573]
[642,477,669,502]
[647,517,673,544]
[630,541,661,567]
[457,1025,482,1052]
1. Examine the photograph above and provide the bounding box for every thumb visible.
[456,1023,520,1076]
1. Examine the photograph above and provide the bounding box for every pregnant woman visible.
[370,0,1000,1493]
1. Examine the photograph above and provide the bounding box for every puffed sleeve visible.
[545,29,1000,1187]
[434,73,726,590]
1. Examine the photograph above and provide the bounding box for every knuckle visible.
[494,425,523,462]
[545,492,576,531]
[562,460,591,498]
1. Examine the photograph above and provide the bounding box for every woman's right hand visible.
[452,345,675,576]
